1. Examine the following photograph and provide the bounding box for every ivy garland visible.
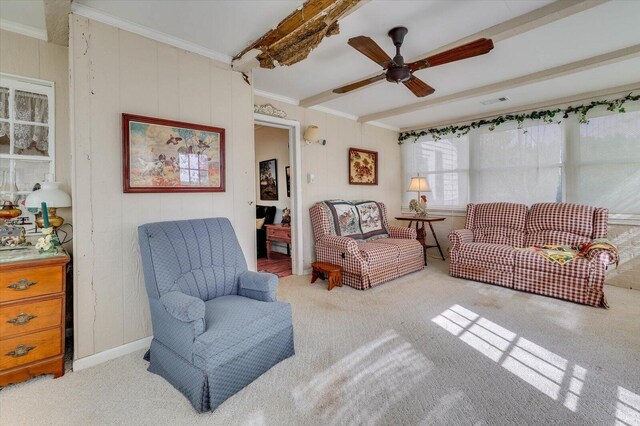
[398,92,640,144]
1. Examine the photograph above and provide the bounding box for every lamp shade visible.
[407,176,430,192]
[25,182,71,208]
[303,125,320,143]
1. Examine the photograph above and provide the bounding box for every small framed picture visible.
[285,166,291,197]
[259,158,278,200]
[349,148,378,185]
[122,114,225,193]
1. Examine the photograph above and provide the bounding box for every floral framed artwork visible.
[122,113,225,193]
[348,147,378,185]
[259,158,278,200]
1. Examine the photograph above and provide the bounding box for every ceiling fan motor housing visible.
[386,66,411,83]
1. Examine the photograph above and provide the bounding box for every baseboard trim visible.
[73,336,153,372]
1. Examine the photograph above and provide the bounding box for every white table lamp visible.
[25,180,71,228]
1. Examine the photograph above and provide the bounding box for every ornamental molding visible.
[254,103,287,119]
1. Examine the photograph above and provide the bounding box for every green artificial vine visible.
[398,92,640,144]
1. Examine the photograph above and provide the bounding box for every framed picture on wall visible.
[285,166,291,197]
[122,113,225,193]
[259,158,278,200]
[348,148,378,185]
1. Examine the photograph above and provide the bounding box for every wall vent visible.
[481,97,510,105]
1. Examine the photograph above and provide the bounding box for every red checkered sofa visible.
[449,202,615,307]
[310,200,424,290]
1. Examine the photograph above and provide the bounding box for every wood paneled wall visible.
[70,16,255,359]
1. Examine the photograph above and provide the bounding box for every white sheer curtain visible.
[470,122,563,205]
[0,87,8,139]
[401,103,640,217]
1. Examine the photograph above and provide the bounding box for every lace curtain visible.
[0,87,8,139]
[14,90,49,153]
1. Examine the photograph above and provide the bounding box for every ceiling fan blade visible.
[403,76,435,98]
[333,73,386,94]
[407,38,494,73]
[348,36,394,68]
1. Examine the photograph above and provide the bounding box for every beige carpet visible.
[2,260,640,426]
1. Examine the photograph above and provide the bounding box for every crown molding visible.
[253,89,300,106]
[0,18,47,41]
[71,3,232,64]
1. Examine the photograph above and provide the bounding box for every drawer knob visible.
[6,344,36,358]
[7,279,37,291]
[7,313,36,325]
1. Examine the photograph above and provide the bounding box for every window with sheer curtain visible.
[402,104,640,219]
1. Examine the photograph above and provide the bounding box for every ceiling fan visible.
[333,27,494,97]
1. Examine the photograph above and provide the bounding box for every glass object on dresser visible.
[0,74,55,234]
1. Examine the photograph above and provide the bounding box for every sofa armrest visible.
[585,248,619,267]
[388,225,417,240]
[238,271,278,302]
[317,235,358,252]
[448,229,474,251]
[160,291,205,323]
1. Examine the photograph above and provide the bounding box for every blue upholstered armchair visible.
[138,218,295,412]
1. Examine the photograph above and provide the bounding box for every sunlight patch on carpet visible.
[432,305,591,411]
[292,330,433,425]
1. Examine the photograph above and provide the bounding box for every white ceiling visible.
[3,1,640,131]
[0,0,46,40]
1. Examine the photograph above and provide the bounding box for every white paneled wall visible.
[70,16,255,359]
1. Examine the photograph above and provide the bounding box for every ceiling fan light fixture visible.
[386,66,411,83]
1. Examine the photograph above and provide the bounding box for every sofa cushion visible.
[456,242,517,266]
[526,203,595,246]
[514,249,590,278]
[356,241,399,271]
[353,200,389,240]
[194,295,292,369]
[368,238,422,262]
[468,203,528,247]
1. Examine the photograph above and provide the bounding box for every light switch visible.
[307,173,315,184]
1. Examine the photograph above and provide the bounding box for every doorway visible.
[254,114,302,276]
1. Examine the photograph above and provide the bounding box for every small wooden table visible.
[311,262,343,291]
[265,224,291,260]
[395,216,446,265]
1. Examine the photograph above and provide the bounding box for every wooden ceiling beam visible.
[358,44,640,123]
[400,81,640,133]
[299,0,609,108]
[44,0,71,46]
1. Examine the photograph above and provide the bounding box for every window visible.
[0,73,55,204]
[568,110,640,216]
[402,102,640,220]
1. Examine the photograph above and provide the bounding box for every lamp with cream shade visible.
[407,175,430,217]
[25,176,71,228]
[303,125,326,145]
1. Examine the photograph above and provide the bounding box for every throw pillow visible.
[256,217,266,229]
[324,200,363,239]
[354,201,389,240]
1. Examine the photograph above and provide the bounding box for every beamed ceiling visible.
[4,0,640,131]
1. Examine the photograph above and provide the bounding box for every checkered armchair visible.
[449,202,612,307]
[138,218,294,412]
[310,200,424,290]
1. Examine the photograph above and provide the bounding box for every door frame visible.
[254,113,303,276]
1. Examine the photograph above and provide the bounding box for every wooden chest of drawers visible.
[265,224,291,259]
[0,251,69,386]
